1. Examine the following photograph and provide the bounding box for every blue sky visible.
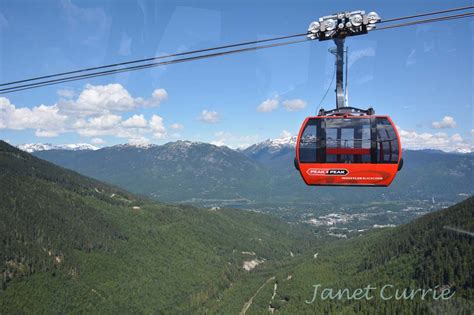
[0,0,472,151]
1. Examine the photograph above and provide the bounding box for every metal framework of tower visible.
[307,10,380,116]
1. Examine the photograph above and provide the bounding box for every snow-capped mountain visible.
[18,143,98,153]
[264,136,297,148]
[243,136,296,155]
[242,136,297,170]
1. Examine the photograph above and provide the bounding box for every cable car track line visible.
[1,7,473,94]
[375,12,474,31]
[0,33,307,88]
[380,5,473,24]
[0,39,308,94]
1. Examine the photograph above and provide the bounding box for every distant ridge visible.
[28,139,473,210]
[18,143,98,153]
[15,137,473,154]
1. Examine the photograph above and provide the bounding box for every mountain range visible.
[28,139,473,211]
[18,143,99,153]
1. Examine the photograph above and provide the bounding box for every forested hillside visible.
[33,142,272,202]
[1,140,472,314]
[213,197,473,314]
[0,141,315,313]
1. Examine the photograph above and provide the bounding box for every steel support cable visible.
[374,12,474,31]
[3,6,472,88]
[1,10,473,94]
[0,38,308,94]
[380,5,473,23]
[0,33,307,87]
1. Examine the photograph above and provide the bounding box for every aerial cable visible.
[0,33,307,88]
[1,6,471,89]
[0,8,473,94]
[380,5,473,24]
[374,12,474,31]
[0,38,308,94]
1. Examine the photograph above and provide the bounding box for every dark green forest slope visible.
[0,141,314,313]
[214,197,473,314]
[1,140,472,314]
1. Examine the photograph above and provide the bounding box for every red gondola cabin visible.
[294,115,403,186]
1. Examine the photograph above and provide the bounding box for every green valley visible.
[1,140,472,314]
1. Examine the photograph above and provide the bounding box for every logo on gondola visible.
[306,168,349,176]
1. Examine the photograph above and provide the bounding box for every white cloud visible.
[59,83,134,116]
[128,136,150,145]
[212,131,259,149]
[198,110,220,123]
[153,133,166,140]
[150,115,166,139]
[170,123,184,130]
[398,128,471,152]
[58,84,167,116]
[35,130,59,138]
[451,133,463,142]
[151,89,168,103]
[91,137,105,145]
[88,114,122,129]
[0,84,171,144]
[0,97,67,132]
[122,114,148,128]
[257,98,279,112]
[283,99,307,112]
[72,113,167,141]
[432,116,457,129]
[280,130,292,138]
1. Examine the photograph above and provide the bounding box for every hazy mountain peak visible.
[111,143,158,150]
[163,140,232,151]
[18,143,98,153]
[167,140,203,146]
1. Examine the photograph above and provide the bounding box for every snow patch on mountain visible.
[112,143,158,150]
[166,140,205,147]
[18,143,98,153]
[454,148,473,154]
[243,136,296,155]
[267,136,297,147]
[245,137,472,154]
